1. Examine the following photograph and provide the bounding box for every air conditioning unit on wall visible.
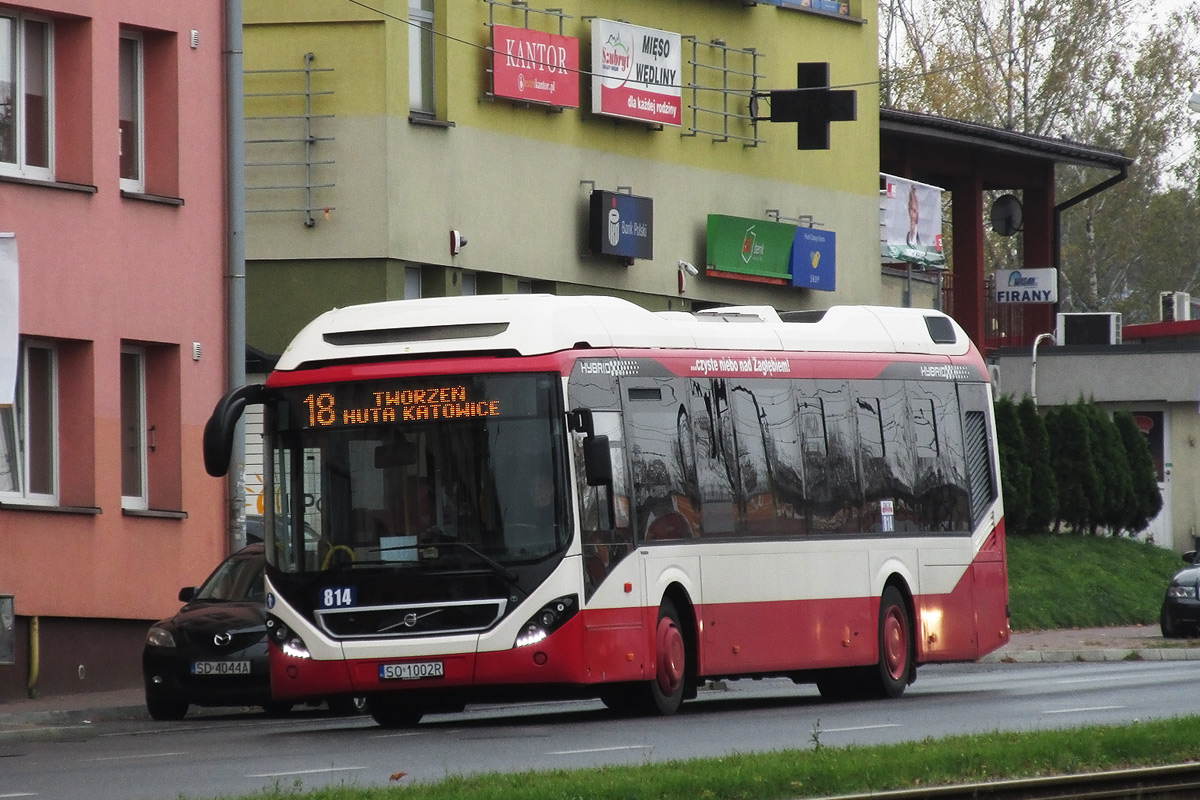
[1056,312,1122,345]
[1160,291,1193,322]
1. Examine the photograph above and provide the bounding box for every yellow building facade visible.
[243,0,882,357]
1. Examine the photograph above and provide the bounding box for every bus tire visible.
[872,586,912,698]
[367,696,425,728]
[648,598,687,715]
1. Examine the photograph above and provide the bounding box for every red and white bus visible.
[204,294,1009,726]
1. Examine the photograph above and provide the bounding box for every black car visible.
[1160,550,1200,638]
[142,543,362,720]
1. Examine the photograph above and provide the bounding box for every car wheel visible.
[145,693,188,721]
[1160,602,1180,639]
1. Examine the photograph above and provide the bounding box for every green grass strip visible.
[218,716,1200,800]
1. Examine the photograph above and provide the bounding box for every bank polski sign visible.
[993,268,1058,304]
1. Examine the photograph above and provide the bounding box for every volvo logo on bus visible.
[384,608,443,632]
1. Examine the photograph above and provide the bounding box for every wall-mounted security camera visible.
[450,230,468,255]
[678,260,699,276]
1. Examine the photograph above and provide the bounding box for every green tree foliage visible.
[994,397,1030,533]
[1113,410,1164,533]
[879,0,1200,323]
[1080,403,1133,535]
[1044,404,1099,533]
[1017,396,1057,531]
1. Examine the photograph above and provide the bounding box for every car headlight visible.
[145,626,176,648]
[1168,584,1198,600]
[266,615,311,659]
[513,594,578,648]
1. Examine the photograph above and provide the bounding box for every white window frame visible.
[408,0,435,116]
[0,339,58,505]
[118,31,144,193]
[0,12,54,181]
[120,345,148,510]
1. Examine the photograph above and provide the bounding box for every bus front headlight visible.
[514,595,578,649]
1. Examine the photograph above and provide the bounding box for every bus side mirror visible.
[583,434,612,487]
[203,384,270,477]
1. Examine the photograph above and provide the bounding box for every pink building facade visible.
[0,0,229,700]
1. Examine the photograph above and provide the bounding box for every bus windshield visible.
[265,372,569,576]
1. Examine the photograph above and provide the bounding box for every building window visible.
[409,0,434,116]
[118,32,144,193]
[120,346,147,510]
[0,12,53,179]
[0,340,58,503]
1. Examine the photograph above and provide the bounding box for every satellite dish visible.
[990,193,1023,236]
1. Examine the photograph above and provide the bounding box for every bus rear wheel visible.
[648,599,687,715]
[871,586,912,698]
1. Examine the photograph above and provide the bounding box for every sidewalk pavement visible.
[1,625,1197,745]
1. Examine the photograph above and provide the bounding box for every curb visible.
[979,647,1200,664]
[0,704,149,747]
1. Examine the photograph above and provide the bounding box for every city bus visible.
[203,294,1009,727]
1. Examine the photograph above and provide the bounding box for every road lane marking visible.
[547,745,652,755]
[824,724,902,733]
[246,767,366,778]
[0,792,37,798]
[1042,705,1124,714]
[85,752,187,762]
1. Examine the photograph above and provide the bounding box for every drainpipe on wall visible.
[27,616,38,699]
[225,0,247,554]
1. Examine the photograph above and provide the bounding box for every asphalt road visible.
[1,657,1198,800]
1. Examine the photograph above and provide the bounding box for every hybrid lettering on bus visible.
[203,294,1009,727]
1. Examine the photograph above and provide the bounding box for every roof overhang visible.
[880,107,1132,184]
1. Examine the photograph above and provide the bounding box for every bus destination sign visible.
[300,384,502,428]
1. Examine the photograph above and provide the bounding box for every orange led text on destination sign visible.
[302,386,501,427]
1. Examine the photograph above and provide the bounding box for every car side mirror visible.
[178,587,196,603]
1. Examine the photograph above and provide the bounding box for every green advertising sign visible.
[706,215,795,280]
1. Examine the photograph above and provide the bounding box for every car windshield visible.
[193,552,265,603]
[265,372,569,575]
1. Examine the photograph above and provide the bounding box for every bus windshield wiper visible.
[356,540,519,584]
[428,541,519,584]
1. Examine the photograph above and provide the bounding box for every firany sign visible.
[491,25,580,107]
[993,268,1058,304]
[590,19,682,127]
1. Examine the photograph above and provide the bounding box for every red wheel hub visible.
[882,605,909,681]
[655,616,685,694]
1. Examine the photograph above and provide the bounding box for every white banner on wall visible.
[0,234,17,406]
[590,19,682,127]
